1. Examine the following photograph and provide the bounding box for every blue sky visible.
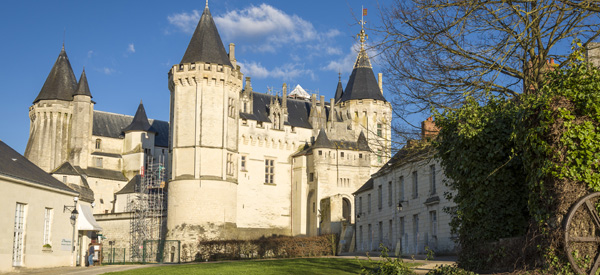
[0,0,399,154]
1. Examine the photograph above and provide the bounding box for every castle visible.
[24,3,392,253]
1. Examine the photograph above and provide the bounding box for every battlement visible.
[170,62,242,79]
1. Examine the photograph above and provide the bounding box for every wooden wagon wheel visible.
[564,192,600,275]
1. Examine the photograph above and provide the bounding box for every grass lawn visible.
[106,257,421,275]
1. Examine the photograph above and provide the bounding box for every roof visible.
[0,140,76,194]
[313,129,333,148]
[92,110,169,147]
[288,84,310,100]
[357,131,370,151]
[34,46,78,103]
[116,174,140,195]
[354,178,374,194]
[122,101,157,133]
[339,35,387,103]
[74,68,92,97]
[334,80,344,102]
[239,93,317,129]
[374,142,434,176]
[52,161,127,187]
[180,5,232,67]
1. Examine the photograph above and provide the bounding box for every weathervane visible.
[358,6,368,50]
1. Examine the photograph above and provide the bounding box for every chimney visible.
[421,117,439,139]
[245,77,252,92]
[378,73,383,94]
[282,83,288,109]
[229,43,236,61]
[320,95,325,107]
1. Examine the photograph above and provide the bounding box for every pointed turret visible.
[313,129,334,149]
[180,4,233,67]
[74,68,92,97]
[334,73,344,102]
[357,131,371,151]
[34,45,77,103]
[339,27,386,103]
[123,101,157,133]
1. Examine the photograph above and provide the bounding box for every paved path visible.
[1,265,151,275]
[338,252,457,274]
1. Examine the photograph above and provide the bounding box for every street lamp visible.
[64,196,79,266]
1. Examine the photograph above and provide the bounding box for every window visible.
[388,181,393,207]
[309,173,314,182]
[359,196,363,214]
[378,185,382,210]
[412,171,418,199]
[95,139,101,149]
[378,221,383,244]
[368,224,372,249]
[430,165,437,195]
[312,202,316,213]
[430,211,438,237]
[359,153,363,158]
[377,123,382,137]
[400,216,405,237]
[318,150,322,156]
[228,98,236,118]
[399,176,405,201]
[13,203,26,266]
[389,219,393,243]
[367,194,371,213]
[265,159,274,184]
[94,157,103,168]
[43,208,52,245]
[341,152,345,158]
[378,150,382,163]
[226,153,234,176]
[359,225,363,249]
[240,155,247,171]
[62,176,67,183]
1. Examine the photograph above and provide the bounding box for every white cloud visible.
[238,61,314,81]
[167,4,341,55]
[87,50,94,58]
[167,10,200,34]
[127,43,135,53]
[102,67,115,75]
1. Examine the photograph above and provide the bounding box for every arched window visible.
[95,139,101,150]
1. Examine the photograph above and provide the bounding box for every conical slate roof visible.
[313,129,334,149]
[339,29,386,103]
[334,78,344,102]
[74,68,92,97]
[34,46,78,103]
[122,101,157,133]
[180,4,233,67]
[357,131,371,151]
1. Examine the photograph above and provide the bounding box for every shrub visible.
[197,234,337,261]
[360,245,414,275]
[427,265,478,275]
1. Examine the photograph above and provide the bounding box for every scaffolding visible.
[127,155,167,262]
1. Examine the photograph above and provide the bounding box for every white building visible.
[0,140,102,272]
[354,118,456,255]
[23,3,393,257]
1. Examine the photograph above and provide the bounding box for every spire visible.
[34,46,78,103]
[313,129,334,149]
[74,68,92,98]
[122,101,157,134]
[357,131,371,151]
[180,4,233,67]
[334,75,344,102]
[339,25,386,103]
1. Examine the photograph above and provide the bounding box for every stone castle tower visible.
[167,3,244,238]
[25,46,93,172]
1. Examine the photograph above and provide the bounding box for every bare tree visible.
[375,0,600,119]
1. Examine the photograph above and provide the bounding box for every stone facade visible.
[24,3,392,256]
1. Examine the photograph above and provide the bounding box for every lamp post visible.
[64,196,79,266]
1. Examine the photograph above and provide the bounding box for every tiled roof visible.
[34,46,78,103]
[0,140,76,193]
[92,110,169,147]
[180,5,232,67]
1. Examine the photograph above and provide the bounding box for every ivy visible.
[435,44,600,272]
